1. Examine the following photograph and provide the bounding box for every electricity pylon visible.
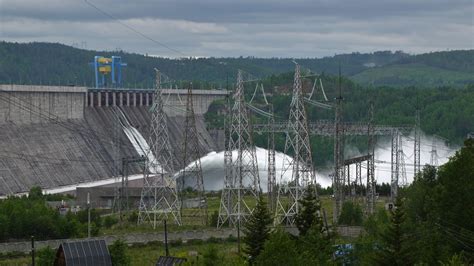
[333,66,345,223]
[267,104,276,213]
[138,69,181,228]
[275,63,316,226]
[180,83,208,225]
[430,138,439,167]
[112,105,122,213]
[390,129,399,202]
[398,136,407,187]
[218,70,260,228]
[414,109,421,179]
[366,101,376,215]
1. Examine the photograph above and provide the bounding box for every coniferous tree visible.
[375,196,411,266]
[243,195,273,264]
[255,229,302,266]
[295,184,323,236]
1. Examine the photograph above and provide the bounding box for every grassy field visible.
[101,194,387,235]
[0,240,243,266]
[127,240,243,265]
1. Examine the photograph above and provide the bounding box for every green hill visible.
[351,50,474,87]
[351,63,474,87]
[0,41,472,88]
[0,42,407,86]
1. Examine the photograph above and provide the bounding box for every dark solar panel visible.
[156,256,187,266]
[59,239,112,266]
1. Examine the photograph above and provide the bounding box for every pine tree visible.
[295,184,323,236]
[375,196,411,266]
[243,195,273,264]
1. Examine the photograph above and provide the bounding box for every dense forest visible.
[0,42,473,88]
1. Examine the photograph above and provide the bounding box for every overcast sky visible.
[0,0,473,58]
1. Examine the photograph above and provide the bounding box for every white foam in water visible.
[187,132,458,191]
[116,108,162,173]
[190,147,332,191]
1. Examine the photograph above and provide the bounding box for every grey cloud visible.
[0,0,472,58]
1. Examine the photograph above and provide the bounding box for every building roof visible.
[156,256,187,266]
[56,239,112,266]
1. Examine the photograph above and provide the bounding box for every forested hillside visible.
[1,42,472,87]
[352,50,474,87]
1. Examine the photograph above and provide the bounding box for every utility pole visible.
[218,70,260,228]
[333,65,345,223]
[138,69,181,228]
[181,83,207,225]
[164,219,169,256]
[275,63,315,226]
[31,236,35,266]
[87,192,91,238]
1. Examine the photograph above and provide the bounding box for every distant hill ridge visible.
[0,41,472,87]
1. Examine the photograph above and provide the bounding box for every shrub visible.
[109,239,131,266]
[338,201,363,226]
[104,215,119,228]
[37,246,55,266]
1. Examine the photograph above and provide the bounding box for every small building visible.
[54,239,112,266]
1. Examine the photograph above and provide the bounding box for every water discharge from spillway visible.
[112,108,458,191]
[114,107,162,173]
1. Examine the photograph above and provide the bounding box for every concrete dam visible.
[0,85,227,196]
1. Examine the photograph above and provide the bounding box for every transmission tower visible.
[138,69,181,228]
[218,70,260,228]
[267,104,276,213]
[112,105,122,213]
[275,63,315,226]
[398,136,407,187]
[332,67,345,223]
[430,138,439,167]
[180,83,207,225]
[390,130,399,201]
[414,109,421,179]
[366,101,376,214]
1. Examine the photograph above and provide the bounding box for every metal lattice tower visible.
[366,102,376,214]
[275,64,315,226]
[333,67,345,223]
[414,109,421,179]
[430,138,439,167]
[180,84,208,225]
[218,70,260,228]
[112,106,122,213]
[138,70,181,228]
[390,130,400,201]
[398,136,407,187]
[267,104,276,213]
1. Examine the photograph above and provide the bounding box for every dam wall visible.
[0,85,86,124]
[0,85,227,196]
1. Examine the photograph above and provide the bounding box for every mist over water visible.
[194,132,458,191]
